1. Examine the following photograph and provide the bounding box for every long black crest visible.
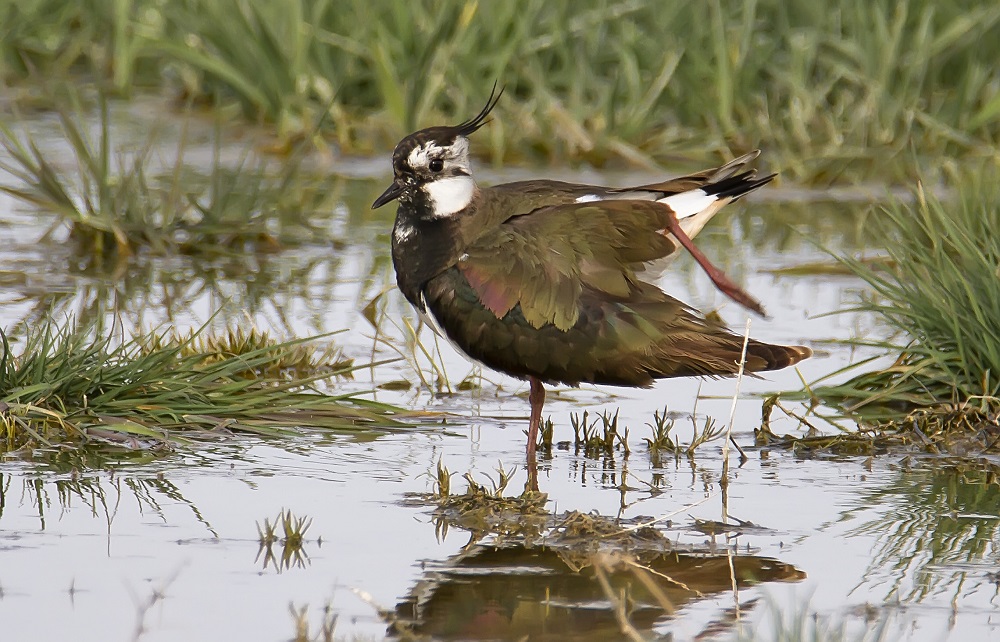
[454,82,504,137]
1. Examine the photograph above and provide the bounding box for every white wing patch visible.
[424,175,476,217]
[575,194,602,203]
[658,188,717,220]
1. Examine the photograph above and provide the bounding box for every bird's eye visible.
[429,158,444,172]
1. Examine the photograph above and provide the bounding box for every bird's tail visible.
[744,340,812,372]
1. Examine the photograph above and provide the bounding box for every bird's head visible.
[372,85,502,218]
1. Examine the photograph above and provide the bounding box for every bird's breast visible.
[391,209,464,309]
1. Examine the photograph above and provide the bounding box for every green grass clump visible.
[0,318,409,452]
[814,169,1000,415]
[3,1,1000,181]
[146,326,354,380]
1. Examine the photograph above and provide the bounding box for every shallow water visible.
[1,117,997,641]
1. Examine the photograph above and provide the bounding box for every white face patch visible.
[424,175,476,217]
[406,136,471,174]
[404,135,476,217]
[658,188,717,220]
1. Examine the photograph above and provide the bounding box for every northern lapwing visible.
[373,88,811,491]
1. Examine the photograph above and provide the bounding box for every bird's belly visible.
[421,268,657,387]
[411,292,484,370]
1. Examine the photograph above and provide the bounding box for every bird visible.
[372,88,811,491]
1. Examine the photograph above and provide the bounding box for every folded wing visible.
[458,200,676,331]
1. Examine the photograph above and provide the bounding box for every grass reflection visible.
[841,461,1000,603]
[0,466,216,535]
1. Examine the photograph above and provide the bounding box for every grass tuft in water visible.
[0,88,335,263]
[428,461,549,544]
[570,409,629,458]
[431,459,453,499]
[643,406,725,460]
[538,416,555,452]
[760,397,1000,456]
[812,170,1000,431]
[644,407,679,453]
[0,317,409,453]
[256,509,315,573]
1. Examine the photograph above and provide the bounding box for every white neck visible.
[424,175,476,217]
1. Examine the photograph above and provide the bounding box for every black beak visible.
[372,181,404,209]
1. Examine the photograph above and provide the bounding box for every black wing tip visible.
[703,171,777,200]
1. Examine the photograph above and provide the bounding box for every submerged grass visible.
[0,317,410,453]
[811,170,1000,425]
[2,1,999,181]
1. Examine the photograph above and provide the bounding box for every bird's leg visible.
[525,376,545,493]
[663,210,768,318]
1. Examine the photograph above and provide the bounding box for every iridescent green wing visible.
[457,200,675,331]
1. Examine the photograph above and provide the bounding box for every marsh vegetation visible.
[1,0,998,181]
